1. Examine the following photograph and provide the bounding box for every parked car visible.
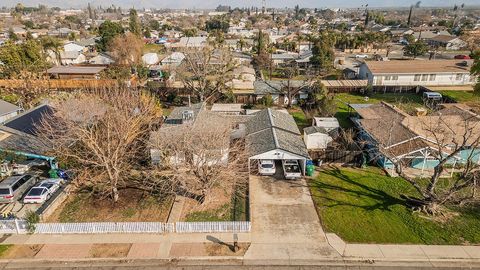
[454,54,470,60]
[282,160,302,179]
[0,174,37,203]
[258,159,276,175]
[23,179,62,204]
[23,187,51,204]
[355,54,368,59]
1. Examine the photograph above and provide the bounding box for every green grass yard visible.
[438,90,480,112]
[310,166,480,244]
[334,92,425,128]
[287,107,309,132]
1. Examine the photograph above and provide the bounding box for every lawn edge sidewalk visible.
[326,233,480,261]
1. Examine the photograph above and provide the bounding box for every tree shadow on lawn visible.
[310,167,406,212]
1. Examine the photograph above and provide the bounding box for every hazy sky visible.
[2,0,479,9]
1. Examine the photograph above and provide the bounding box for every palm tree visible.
[40,36,62,65]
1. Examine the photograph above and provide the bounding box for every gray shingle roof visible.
[246,108,308,158]
[246,108,300,135]
[163,102,205,127]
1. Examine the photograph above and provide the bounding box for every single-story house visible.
[142,53,160,66]
[60,51,87,65]
[359,60,475,89]
[246,108,309,175]
[211,103,244,115]
[88,53,115,65]
[150,102,229,166]
[253,80,310,105]
[427,35,466,51]
[63,41,87,52]
[352,102,480,175]
[160,52,185,67]
[0,104,57,168]
[0,100,22,124]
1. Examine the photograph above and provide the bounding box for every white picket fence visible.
[0,220,250,234]
[176,221,251,233]
[0,219,28,234]
[35,222,175,234]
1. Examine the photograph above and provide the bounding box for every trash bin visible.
[306,165,315,176]
[48,169,58,178]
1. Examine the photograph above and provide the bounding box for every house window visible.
[429,74,436,81]
[385,75,391,81]
[456,74,464,80]
[392,75,398,81]
[414,74,421,81]
[421,74,428,81]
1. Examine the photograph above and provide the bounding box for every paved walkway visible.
[244,175,339,263]
[327,233,480,261]
[166,196,186,223]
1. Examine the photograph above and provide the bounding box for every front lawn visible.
[334,92,425,128]
[47,189,173,222]
[310,166,480,244]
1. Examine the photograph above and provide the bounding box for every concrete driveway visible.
[244,175,339,264]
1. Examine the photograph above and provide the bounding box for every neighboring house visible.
[150,103,229,166]
[245,108,309,175]
[46,66,105,79]
[60,51,87,65]
[253,80,310,105]
[142,53,160,66]
[427,35,466,51]
[0,104,57,168]
[0,100,22,124]
[63,42,86,52]
[88,53,115,65]
[359,60,475,88]
[169,36,207,48]
[352,102,480,175]
[211,104,244,115]
[160,52,185,67]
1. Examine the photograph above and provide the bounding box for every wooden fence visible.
[0,79,121,89]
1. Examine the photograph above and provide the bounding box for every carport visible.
[245,108,309,176]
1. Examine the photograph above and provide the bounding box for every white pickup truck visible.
[282,160,302,179]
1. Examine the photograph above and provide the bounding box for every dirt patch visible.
[169,242,249,257]
[1,244,43,259]
[204,242,250,256]
[89,243,131,258]
[47,189,173,222]
[180,185,233,221]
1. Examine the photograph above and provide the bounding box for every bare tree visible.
[37,88,162,202]
[109,33,144,66]
[175,46,239,102]
[150,111,248,203]
[377,111,480,215]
